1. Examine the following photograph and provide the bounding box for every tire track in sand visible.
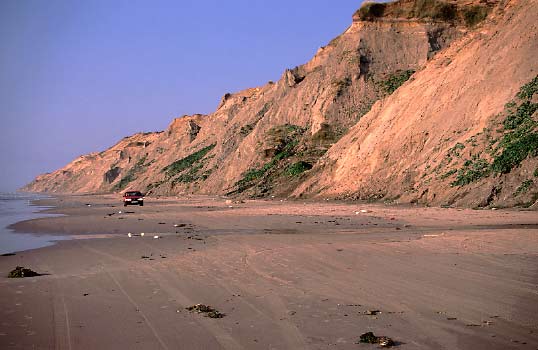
[104,268,169,350]
[81,243,244,350]
[29,254,73,350]
[160,246,310,350]
[194,241,310,350]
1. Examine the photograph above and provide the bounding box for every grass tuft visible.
[381,70,415,95]
[286,161,313,177]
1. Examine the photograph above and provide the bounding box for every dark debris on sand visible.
[186,304,225,318]
[358,332,395,347]
[8,266,43,278]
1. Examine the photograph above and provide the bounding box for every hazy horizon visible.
[0,0,363,192]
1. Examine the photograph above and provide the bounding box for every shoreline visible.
[1,194,537,349]
[0,193,68,255]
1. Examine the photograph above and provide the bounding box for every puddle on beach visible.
[0,193,67,255]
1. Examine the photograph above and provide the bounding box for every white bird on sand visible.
[356,209,370,214]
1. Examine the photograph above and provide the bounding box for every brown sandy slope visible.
[1,195,538,349]
[294,0,538,208]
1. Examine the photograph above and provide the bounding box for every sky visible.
[0,0,362,192]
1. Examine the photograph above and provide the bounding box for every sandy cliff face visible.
[23,0,538,208]
[294,0,538,208]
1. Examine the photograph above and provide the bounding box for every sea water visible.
[0,192,66,255]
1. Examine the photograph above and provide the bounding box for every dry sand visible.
[1,194,537,349]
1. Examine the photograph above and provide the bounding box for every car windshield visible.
[125,191,142,196]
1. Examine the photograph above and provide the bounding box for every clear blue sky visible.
[0,0,362,192]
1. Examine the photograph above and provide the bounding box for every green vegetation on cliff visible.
[491,77,538,174]
[113,156,148,191]
[157,144,216,188]
[286,161,313,177]
[443,76,538,188]
[232,124,309,194]
[381,70,415,95]
[163,144,215,179]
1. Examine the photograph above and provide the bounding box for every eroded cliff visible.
[23,0,538,208]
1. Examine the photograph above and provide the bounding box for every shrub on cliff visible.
[463,6,489,27]
[357,2,387,21]
[381,70,415,95]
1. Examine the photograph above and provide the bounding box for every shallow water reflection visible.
[0,193,67,254]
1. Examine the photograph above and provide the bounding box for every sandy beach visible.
[1,195,537,349]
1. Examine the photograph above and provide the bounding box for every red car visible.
[123,191,144,206]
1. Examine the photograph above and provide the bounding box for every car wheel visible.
[139,203,144,206]
[124,203,127,207]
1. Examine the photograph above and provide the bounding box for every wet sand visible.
[1,194,537,349]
